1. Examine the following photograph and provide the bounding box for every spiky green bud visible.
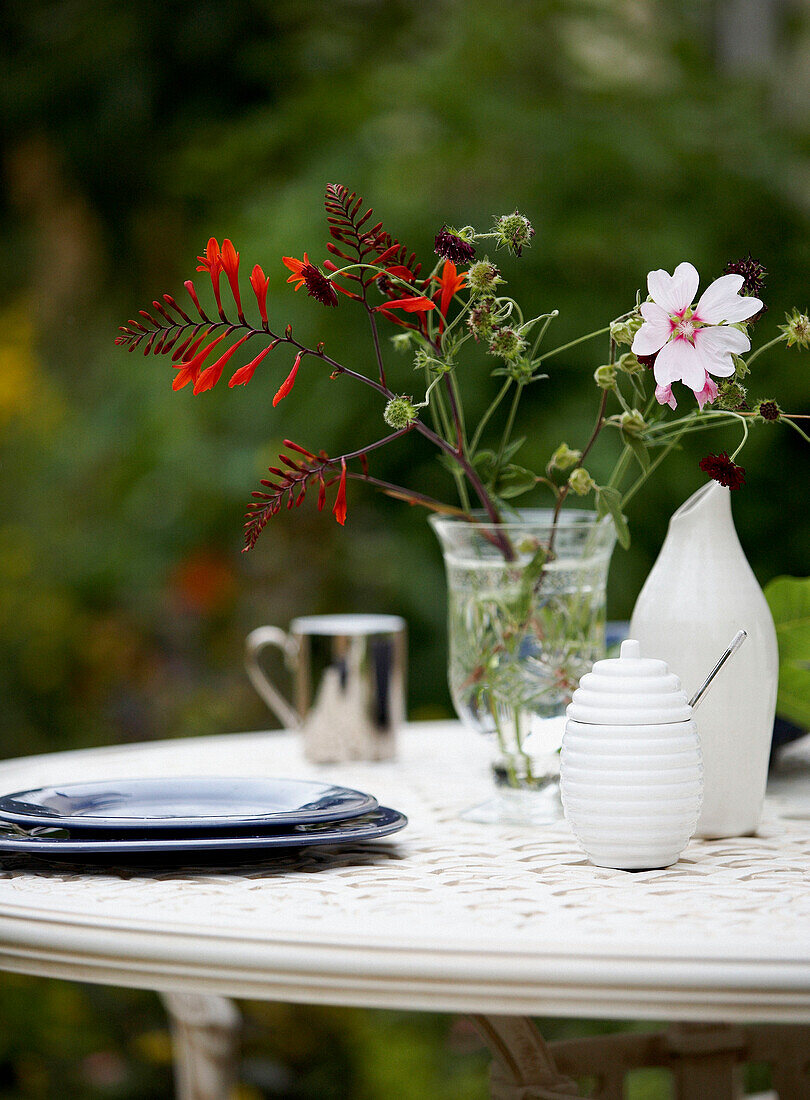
[467,259,504,297]
[494,211,535,258]
[383,396,418,429]
[780,309,810,350]
[467,299,497,342]
[488,326,526,361]
[716,380,747,410]
[413,347,446,374]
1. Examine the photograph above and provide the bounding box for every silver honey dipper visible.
[689,629,748,711]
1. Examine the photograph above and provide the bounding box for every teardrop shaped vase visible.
[630,481,778,838]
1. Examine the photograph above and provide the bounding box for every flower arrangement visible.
[116,184,808,557]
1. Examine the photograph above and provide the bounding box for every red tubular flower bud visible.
[249,264,270,326]
[272,353,302,407]
[193,334,252,394]
[333,459,348,526]
[284,439,318,460]
[197,238,225,320]
[229,342,276,388]
[184,280,209,321]
[373,296,435,313]
[172,331,229,391]
[220,239,244,322]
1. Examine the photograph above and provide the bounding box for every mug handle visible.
[244,627,301,729]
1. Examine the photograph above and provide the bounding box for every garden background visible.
[1,1,808,1096]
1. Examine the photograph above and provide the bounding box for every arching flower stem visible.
[741,332,786,369]
[535,326,612,364]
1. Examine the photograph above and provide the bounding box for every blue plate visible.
[0,777,377,832]
[0,806,406,860]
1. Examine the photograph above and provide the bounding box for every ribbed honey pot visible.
[560,639,703,871]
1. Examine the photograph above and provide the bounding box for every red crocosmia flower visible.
[249,264,270,325]
[220,239,244,321]
[229,342,276,388]
[333,459,347,525]
[283,253,308,290]
[282,254,337,307]
[172,359,201,392]
[322,260,362,301]
[273,353,302,407]
[373,296,435,313]
[383,265,416,283]
[196,238,225,318]
[172,331,229,391]
[435,260,467,332]
[194,334,252,394]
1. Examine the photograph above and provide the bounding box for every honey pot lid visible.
[566,639,693,725]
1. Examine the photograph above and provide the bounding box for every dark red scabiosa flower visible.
[282,255,338,307]
[756,399,781,421]
[636,352,658,370]
[724,256,767,321]
[434,226,476,265]
[724,255,767,298]
[699,451,746,490]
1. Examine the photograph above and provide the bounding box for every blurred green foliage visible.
[765,575,810,729]
[0,0,808,1095]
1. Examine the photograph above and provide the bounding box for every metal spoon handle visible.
[689,629,748,711]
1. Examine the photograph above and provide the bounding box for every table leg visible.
[471,1015,580,1099]
[161,992,241,1100]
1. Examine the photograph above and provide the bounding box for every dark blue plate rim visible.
[0,807,406,855]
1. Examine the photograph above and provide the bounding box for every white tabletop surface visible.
[0,722,809,1022]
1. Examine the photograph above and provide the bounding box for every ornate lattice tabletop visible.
[0,723,809,1097]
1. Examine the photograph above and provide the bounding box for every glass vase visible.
[430,510,616,824]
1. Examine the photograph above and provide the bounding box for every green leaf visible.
[437,452,463,477]
[596,486,630,549]
[621,428,650,473]
[471,450,496,479]
[500,436,527,465]
[764,575,810,729]
[495,464,536,499]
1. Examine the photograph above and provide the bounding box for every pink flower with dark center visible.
[632,262,762,410]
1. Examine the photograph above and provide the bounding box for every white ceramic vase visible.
[560,640,702,870]
[630,481,778,838]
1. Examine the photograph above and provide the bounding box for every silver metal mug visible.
[245,614,406,763]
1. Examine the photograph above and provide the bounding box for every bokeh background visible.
[1,0,808,1096]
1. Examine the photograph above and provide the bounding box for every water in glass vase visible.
[431,511,616,825]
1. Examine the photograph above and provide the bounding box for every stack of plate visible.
[0,776,407,862]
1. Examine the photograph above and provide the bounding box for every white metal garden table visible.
[0,722,809,1098]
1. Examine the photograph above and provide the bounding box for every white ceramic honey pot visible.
[560,639,703,871]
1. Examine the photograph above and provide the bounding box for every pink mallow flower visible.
[632,262,762,410]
